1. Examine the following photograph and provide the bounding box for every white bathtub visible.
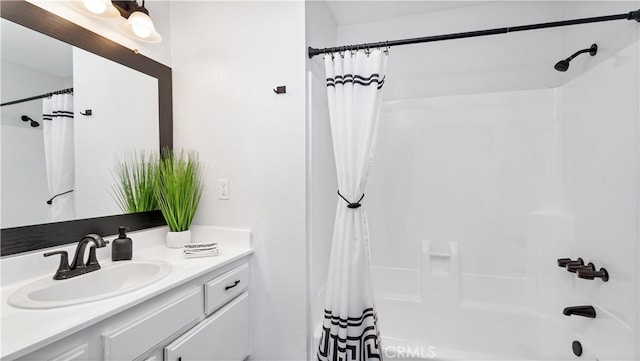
[312,301,589,360]
[312,237,636,360]
[370,240,634,360]
[376,298,586,360]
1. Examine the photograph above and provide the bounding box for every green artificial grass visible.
[112,150,159,214]
[156,148,205,232]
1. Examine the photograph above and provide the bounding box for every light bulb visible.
[119,9,162,43]
[82,0,107,15]
[72,0,119,19]
[132,24,152,39]
[128,12,154,39]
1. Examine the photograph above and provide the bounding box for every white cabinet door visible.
[164,292,249,361]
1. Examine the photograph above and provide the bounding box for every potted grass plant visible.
[112,150,159,214]
[156,148,205,248]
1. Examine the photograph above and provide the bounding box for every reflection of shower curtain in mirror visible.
[43,94,75,222]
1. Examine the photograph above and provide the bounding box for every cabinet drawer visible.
[49,344,89,361]
[103,288,203,360]
[204,263,249,315]
[164,292,249,361]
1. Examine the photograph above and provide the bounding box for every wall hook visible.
[273,86,286,94]
[80,109,92,116]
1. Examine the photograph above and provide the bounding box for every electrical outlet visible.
[218,178,229,200]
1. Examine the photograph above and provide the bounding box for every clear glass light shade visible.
[119,11,162,43]
[71,0,119,19]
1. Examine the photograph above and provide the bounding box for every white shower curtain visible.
[317,49,388,361]
[43,94,75,222]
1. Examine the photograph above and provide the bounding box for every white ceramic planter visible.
[166,230,191,248]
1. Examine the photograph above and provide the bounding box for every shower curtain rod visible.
[0,88,74,107]
[308,9,640,58]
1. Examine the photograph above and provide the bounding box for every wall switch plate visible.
[218,178,230,200]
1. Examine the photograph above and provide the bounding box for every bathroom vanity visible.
[0,226,253,361]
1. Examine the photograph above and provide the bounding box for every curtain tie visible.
[337,190,364,209]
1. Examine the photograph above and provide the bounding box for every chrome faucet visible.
[44,234,108,280]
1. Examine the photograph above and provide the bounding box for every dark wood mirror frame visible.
[0,1,172,257]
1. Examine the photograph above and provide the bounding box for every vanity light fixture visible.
[71,0,161,43]
[113,0,162,43]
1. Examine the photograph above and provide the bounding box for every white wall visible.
[304,1,337,357]
[169,2,307,360]
[25,0,172,66]
[1,60,71,228]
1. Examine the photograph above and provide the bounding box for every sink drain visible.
[572,341,583,357]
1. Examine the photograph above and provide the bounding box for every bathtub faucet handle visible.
[567,260,594,273]
[577,267,609,282]
[557,257,583,267]
[557,257,584,272]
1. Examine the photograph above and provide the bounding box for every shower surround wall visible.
[308,1,640,359]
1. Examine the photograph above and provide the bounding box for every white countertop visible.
[0,226,253,360]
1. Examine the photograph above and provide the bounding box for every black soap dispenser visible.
[112,226,132,261]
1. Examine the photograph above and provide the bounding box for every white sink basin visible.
[8,260,172,309]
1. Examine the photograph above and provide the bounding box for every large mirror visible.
[0,1,172,256]
[1,19,160,228]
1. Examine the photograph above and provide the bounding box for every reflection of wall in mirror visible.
[1,60,73,228]
[73,47,159,218]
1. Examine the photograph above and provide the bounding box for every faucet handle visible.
[567,260,594,273]
[577,262,596,272]
[558,257,583,268]
[557,258,573,267]
[577,267,609,282]
[44,250,71,280]
[561,258,585,273]
[44,250,70,270]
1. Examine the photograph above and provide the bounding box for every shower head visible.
[554,44,598,72]
[21,115,40,128]
[553,60,570,72]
